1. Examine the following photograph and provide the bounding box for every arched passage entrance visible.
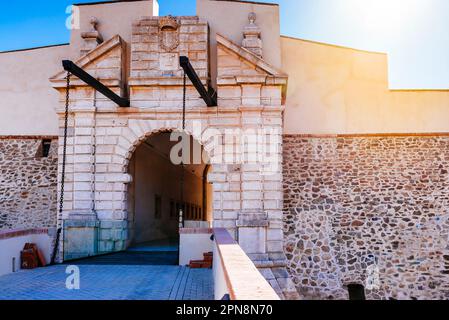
[126,131,212,255]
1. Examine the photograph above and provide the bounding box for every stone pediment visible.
[50,35,125,89]
[217,33,287,86]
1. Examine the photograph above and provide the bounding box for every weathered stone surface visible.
[130,16,209,80]
[283,135,449,300]
[64,223,98,261]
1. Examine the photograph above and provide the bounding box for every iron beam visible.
[179,56,217,107]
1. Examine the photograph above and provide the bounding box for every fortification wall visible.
[0,137,58,230]
[283,135,449,300]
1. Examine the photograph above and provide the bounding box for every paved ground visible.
[0,264,213,300]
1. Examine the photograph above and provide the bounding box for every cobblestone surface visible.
[0,264,213,300]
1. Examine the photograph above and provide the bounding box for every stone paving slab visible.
[0,264,213,300]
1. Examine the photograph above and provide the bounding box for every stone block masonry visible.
[0,137,58,231]
[130,16,209,81]
[283,134,449,300]
[47,15,298,299]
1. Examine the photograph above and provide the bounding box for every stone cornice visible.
[54,105,284,115]
[128,77,208,87]
[52,79,122,89]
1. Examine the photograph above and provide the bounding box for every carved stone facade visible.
[283,135,449,300]
[131,16,208,81]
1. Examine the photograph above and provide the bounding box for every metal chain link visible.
[59,72,71,214]
[52,72,70,265]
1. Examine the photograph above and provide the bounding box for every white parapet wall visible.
[179,227,281,300]
[213,228,280,300]
[0,229,53,277]
[179,228,214,266]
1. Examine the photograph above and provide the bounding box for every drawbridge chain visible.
[51,71,70,265]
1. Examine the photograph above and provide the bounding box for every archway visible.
[126,130,212,258]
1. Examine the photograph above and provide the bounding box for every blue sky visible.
[0,0,448,89]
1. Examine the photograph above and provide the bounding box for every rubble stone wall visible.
[0,137,58,231]
[283,134,449,300]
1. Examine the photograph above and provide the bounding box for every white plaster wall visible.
[281,36,449,134]
[0,234,52,277]
[71,0,158,58]
[179,232,213,266]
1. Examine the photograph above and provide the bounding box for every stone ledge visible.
[100,220,128,229]
[129,77,208,86]
[180,228,213,234]
[64,220,99,228]
[0,136,58,140]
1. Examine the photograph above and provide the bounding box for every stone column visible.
[210,163,240,240]
[238,106,268,262]
[62,98,99,260]
[94,118,136,254]
[237,105,299,300]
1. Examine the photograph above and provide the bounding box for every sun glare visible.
[345,0,425,35]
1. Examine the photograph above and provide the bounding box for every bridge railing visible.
[212,228,280,300]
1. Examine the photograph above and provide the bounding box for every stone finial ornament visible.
[159,15,179,31]
[242,12,263,58]
[249,12,257,24]
[80,17,104,56]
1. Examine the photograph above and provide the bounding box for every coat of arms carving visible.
[159,15,179,52]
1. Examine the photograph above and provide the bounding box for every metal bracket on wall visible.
[179,56,217,107]
[62,57,216,108]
